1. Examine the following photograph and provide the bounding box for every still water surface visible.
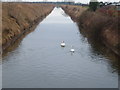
[3,8,118,88]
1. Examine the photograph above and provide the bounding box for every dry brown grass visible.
[78,7,120,55]
[61,5,87,21]
[2,3,54,50]
[61,5,120,56]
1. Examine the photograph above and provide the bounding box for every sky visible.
[31,0,119,3]
[2,0,120,4]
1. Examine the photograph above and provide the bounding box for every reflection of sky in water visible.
[42,8,73,24]
[3,7,118,88]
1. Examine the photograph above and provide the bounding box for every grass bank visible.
[61,5,87,22]
[61,5,120,56]
[2,3,54,51]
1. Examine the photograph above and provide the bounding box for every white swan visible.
[70,46,75,52]
[61,41,65,47]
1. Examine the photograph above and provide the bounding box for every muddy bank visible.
[2,3,54,52]
[61,5,120,56]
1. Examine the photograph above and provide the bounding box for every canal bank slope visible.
[61,5,87,22]
[61,5,120,56]
[2,3,54,51]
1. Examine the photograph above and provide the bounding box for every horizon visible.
[1,0,120,4]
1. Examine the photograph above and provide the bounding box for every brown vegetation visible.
[2,3,54,51]
[61,5,87,22]
[79,6,120,56]
[61,5,120,56]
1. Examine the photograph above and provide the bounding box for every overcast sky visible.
[30,0,119,3]
[2,0,120,4]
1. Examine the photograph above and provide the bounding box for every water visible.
[2,7,118,88]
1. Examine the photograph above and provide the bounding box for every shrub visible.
[78,9,112,42]
[89,0,99,11]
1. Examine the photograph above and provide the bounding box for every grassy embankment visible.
[61,5,87,22]
[61,5,120,56]
[2,3,54,52]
